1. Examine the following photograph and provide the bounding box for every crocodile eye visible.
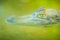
[37,13,46,18]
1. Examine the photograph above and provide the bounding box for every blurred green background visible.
[0,0,60,40]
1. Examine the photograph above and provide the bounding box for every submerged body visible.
[5,7,60,25]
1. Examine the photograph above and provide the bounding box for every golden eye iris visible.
[37,13,47,18]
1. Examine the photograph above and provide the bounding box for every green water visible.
[0,0,60,40]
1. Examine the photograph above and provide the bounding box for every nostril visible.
[7,18,14,23]
[5,16,18,24]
